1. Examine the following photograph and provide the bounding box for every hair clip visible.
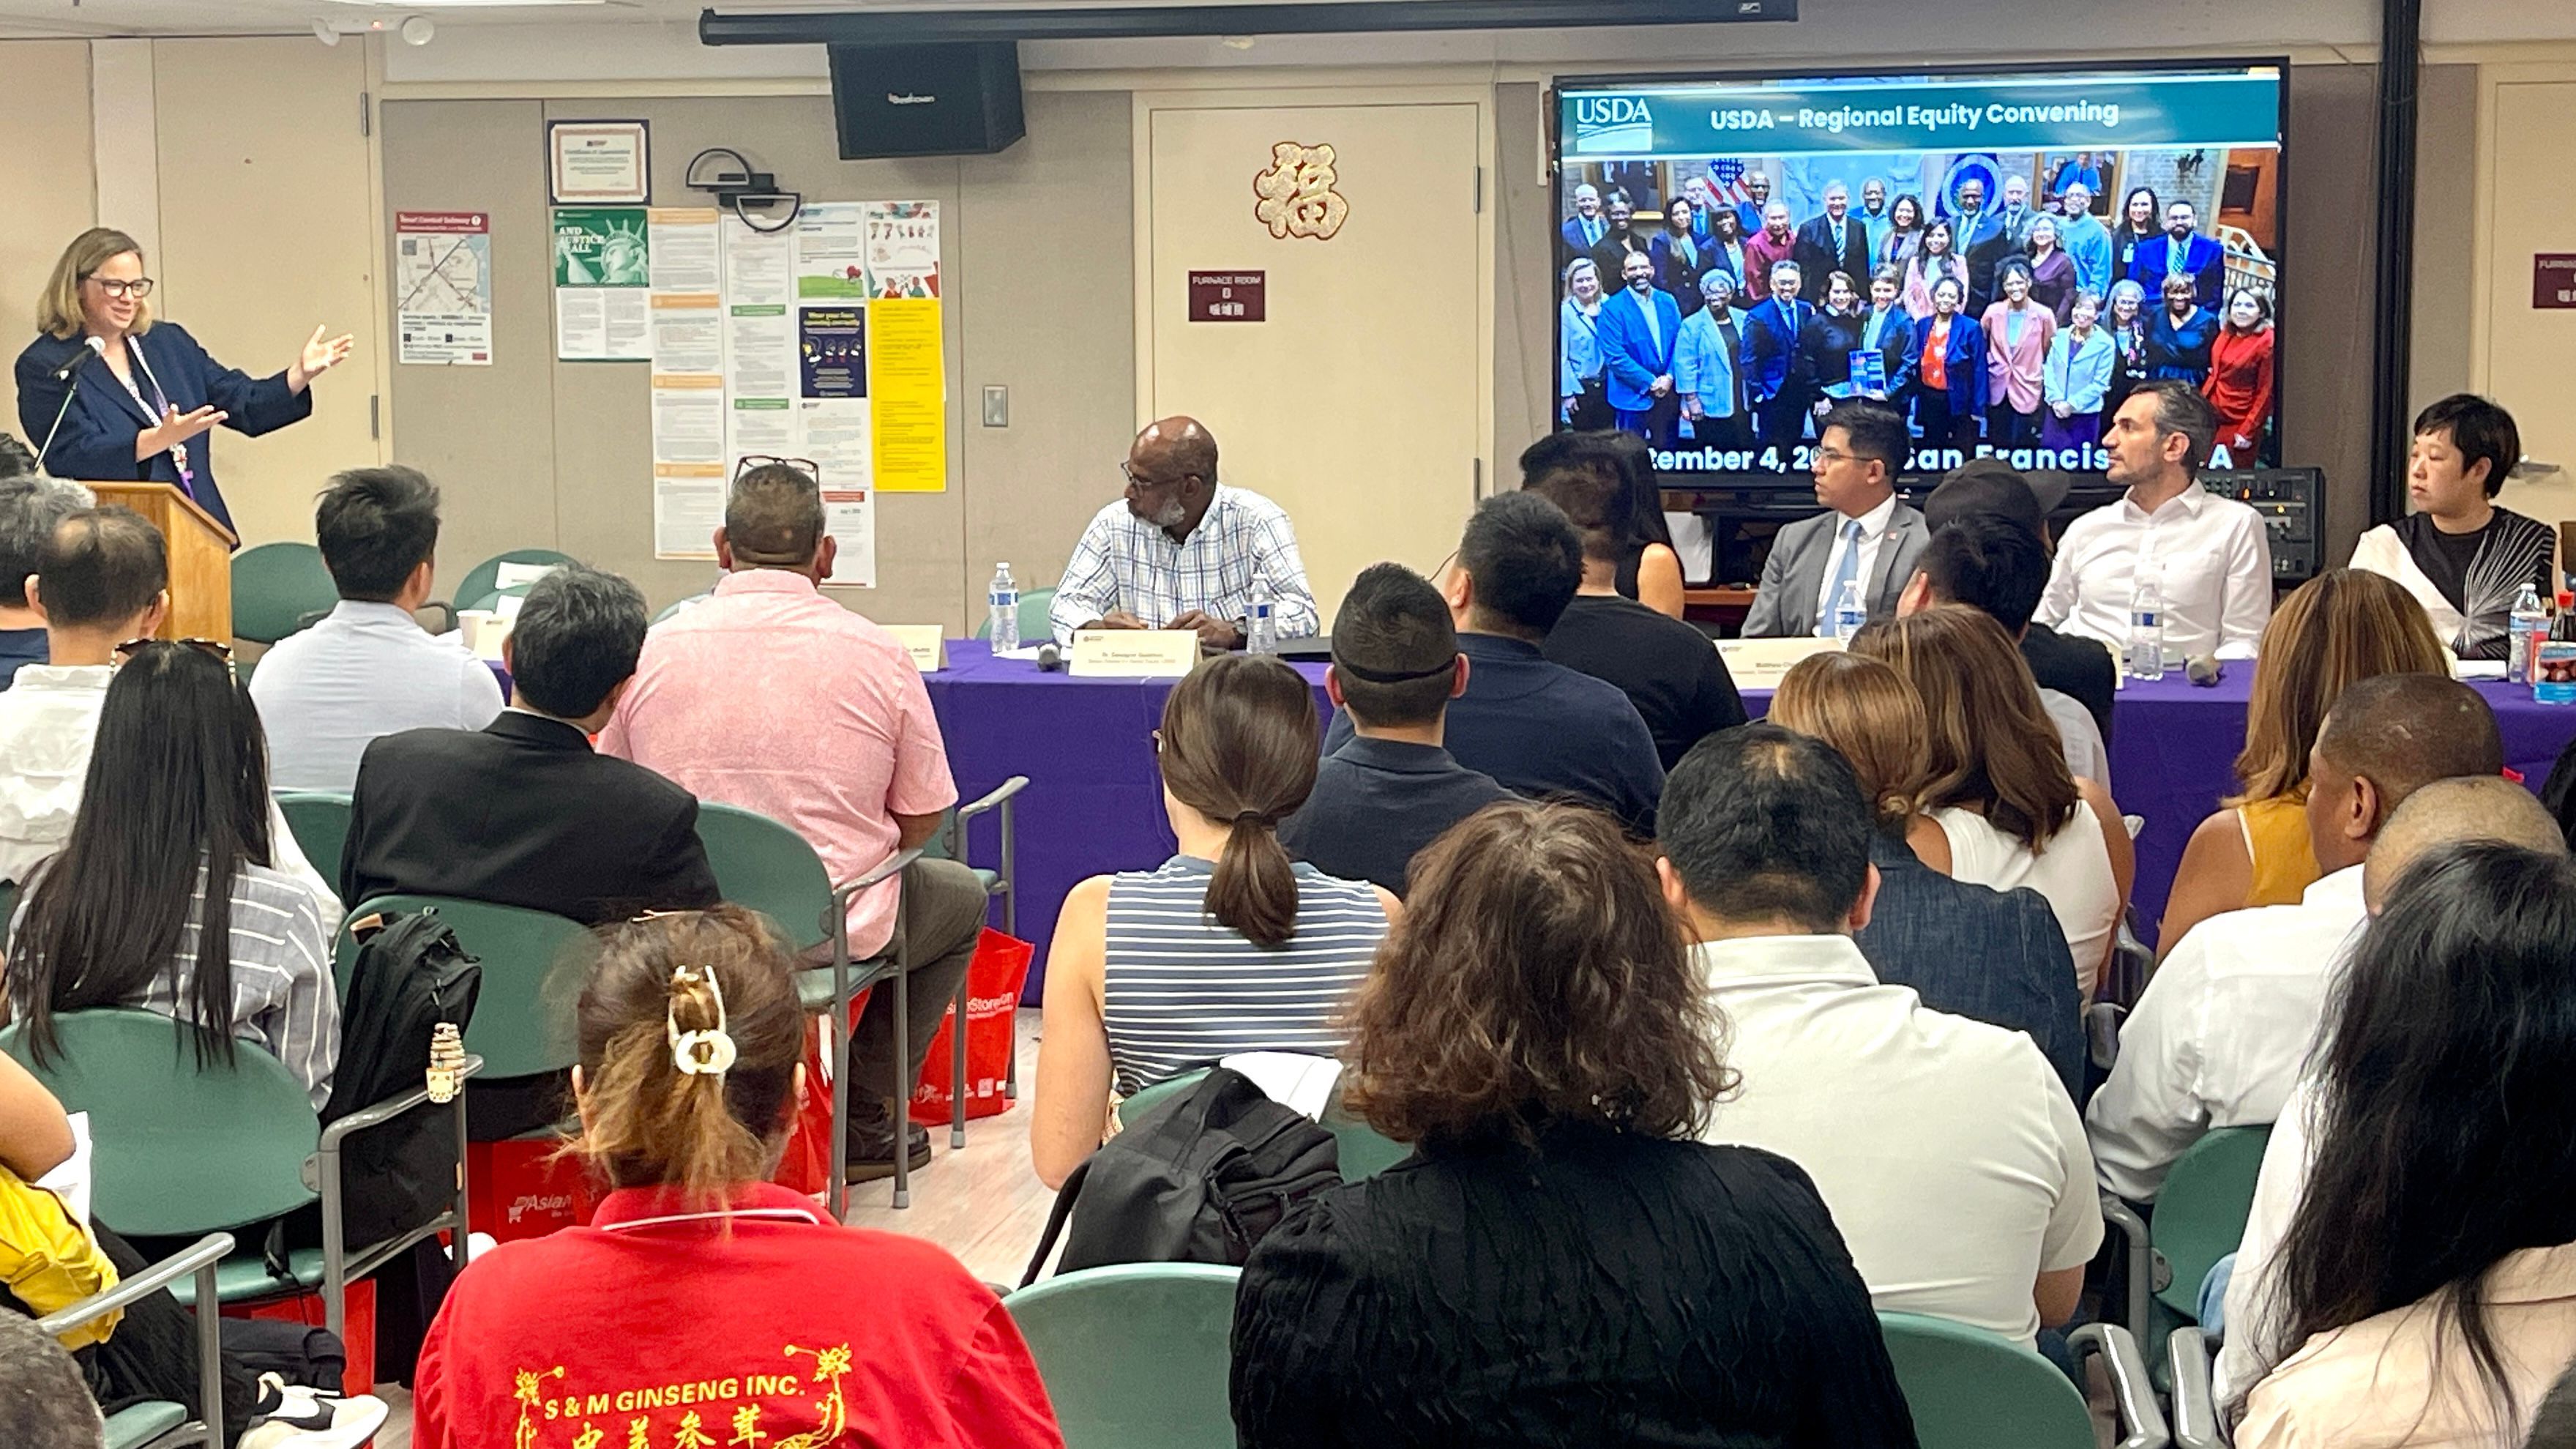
[666,965,737,1078]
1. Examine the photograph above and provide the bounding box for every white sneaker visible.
[234,1373,390,1449]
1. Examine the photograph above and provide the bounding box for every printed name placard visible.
[879,624,947,674]
[1714,635,1844,690]
[1070,629,1201,677]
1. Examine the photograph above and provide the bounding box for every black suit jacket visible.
[1791,215,1873,294]
[341,712,721,927]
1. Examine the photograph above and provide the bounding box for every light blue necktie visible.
[1818,518,1864,636]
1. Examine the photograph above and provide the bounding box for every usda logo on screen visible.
[1572,94,1654,152]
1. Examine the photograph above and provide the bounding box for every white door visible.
[154,38,382,545]
[1140,95,1487,624]
[2485,77,2576,536]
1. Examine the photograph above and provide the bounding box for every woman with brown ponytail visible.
[409,908,1063,1449]
[1031,655,1399,1188]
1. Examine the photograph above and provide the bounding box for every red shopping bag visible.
[466,1137,597,1245]
[909,928,1034,1126]
[226,1280,375,1399]
[773,983,878,1196]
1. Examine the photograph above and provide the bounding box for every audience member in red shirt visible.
[411,907,1062,1449]
[2202,288,2276,463]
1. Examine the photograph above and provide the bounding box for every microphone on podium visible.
[2185,655,2225,688]
[49,335,106,384]
[37,336,110,470]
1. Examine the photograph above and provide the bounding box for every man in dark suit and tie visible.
[2125,199,2230,307]
[1792,181,1874,294]
[1740,260,1814,447]
[1950,176,2007,313]
[342,561,721,926]
[1559,182,1608,258]
[1743,401,1930,637]
[1733,169,1773,236]
[1594,250,1683,445]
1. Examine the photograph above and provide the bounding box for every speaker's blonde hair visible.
[37,229,152,340]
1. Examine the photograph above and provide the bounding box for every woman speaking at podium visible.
[13,227,351,537]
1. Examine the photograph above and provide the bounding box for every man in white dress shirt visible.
[1742,401,1929,637]
[2213,772,2566,1403]
[250,466,504,792]
[2088,674,2504,1205]
[1664,723,2103,1348]
[1049,416,1320,649]
[2036,381,2272,661]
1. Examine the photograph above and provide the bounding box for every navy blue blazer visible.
[1855,835,2083,1099]
[1900,313,1988,414]
[1740,298,1812,403]
[14,322,310,538]
[1559,215,1608,255]
[2124,234,2229,308]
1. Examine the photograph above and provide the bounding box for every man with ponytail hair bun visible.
[1031,655,1397,1190]
[411,906,1063,1449]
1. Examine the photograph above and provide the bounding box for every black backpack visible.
[320,909,482,1247]
[1018,1067,1340,1288]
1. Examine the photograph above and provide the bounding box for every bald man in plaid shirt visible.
[1048,416,1320,648]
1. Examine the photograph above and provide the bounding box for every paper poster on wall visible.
[868,298,945,493]
[796,204,870,299]
[823,488,877,589]
[394,212,493,365]
[799,307,865,399]
[720,216,798,468]
[647,207,720,291]
[654,461,726,559]
[553,206,650,360]
[649,292,722,374]
[548,120,649,206]
[863,201,941,298]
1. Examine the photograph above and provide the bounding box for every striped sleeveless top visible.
[1101,854,1388,1095]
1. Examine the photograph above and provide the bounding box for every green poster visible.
[553,206,649,287]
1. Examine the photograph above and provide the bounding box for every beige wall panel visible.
[153,37,380,547]
[1144,99,1485,622]
[379,100,559,597]
[2282,65,2381,563]
[2410,64,2479,416]
[1492,81,1553,480]
[957,90,1138,629]
[0,41,95,446]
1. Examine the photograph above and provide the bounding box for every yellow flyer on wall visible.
[868,298,945,493]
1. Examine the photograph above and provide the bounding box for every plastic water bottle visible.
[1247,571,1278,655]
[987,563,1020,653]
[1831,578,1866,642]
[2509,582,2547,685]
[2127,566,2167,680]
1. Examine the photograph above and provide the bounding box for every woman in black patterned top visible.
[2351,394,2556,660]
[1230,800,1917,1448]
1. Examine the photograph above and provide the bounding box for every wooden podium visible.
[85,483,237,641]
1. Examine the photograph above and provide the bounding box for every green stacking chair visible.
[40,1232,233,1449]
[450,548,571,619]
[692,802,920,1216]
[335,895,593,1080]
[3,1010,479,1339]
[229,542,338,646]
[1004,1263,1240,1449]
[2100,1123,2274,1366]
[1878,1312,2166,1449]
[1118,1066,1410,1182]
[925,775,1028,1128]
[275,791,354,891]
[972,586,1058,644]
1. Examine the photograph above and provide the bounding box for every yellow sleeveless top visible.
[2238,792,2321,908]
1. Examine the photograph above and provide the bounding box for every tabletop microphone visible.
[35,337,108,470]
[49,335,105,384]
[2185,655,2225,688]
[1036,642,1063,673]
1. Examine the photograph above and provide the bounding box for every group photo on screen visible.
[1558,122,2282,477]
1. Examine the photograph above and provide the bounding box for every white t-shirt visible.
[1936,802,2121,1001]
[1693,933,2105,1347]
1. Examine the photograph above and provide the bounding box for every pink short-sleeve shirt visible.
[600,570,957,956]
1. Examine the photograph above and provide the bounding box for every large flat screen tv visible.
[1552,62,2287,479]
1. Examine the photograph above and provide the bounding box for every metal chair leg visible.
[952,969,969,1149]
[890,876,911,1210]
[826,923,853,1223]
[195,1256,223,1448]
[1001,800,1020,1101]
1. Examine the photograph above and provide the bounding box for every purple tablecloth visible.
[924,640,1329,998]
[929,639,2576,994]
